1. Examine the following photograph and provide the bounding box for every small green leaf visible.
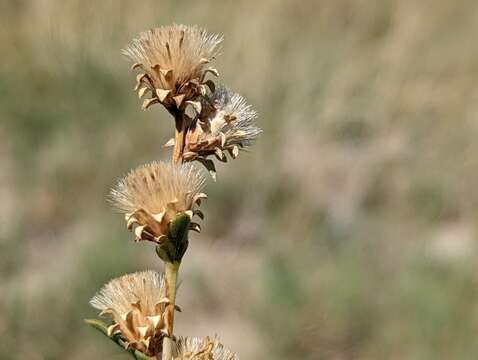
[85,318,109,336]
[168,213,191,261]
[169,213,191,242]
[155,213,191,262]
[155,245,172,262]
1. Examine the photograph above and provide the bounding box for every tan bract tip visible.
[174,336,238,360]
[123,24,223,111]
[110,162,206,243]
[90,271,174,356]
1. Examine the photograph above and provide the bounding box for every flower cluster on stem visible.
[86,24,260,360]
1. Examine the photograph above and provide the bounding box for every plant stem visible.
[164,109,187,359]
[162,261,180,360]
[172,113,187,164]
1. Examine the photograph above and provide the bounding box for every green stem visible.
[162,261,180,360]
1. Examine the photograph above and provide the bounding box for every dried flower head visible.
[174,336,238,360]
[90,271,173,356]
[123,24,222,112]
[169,86,261,175]
[110,162,207,244]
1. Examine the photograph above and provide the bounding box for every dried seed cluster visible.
[89,24,253,360]
[175,337,237,360]
[90,271,174,356]
[179,86,261,166]
[123,24,222,112]
[110,162,206,243]
[124,24,261,177]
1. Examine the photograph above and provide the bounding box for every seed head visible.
[174,336,238,360]
[123,24,222,112]
[90,271,174,356]
[110,162,207,244]
[179,86,261,174]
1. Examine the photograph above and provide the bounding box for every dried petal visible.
[107,323,120,336]
[146,315,162,329]
[138,87,150,98]
[156,88,171,102]
[205,67,219,77]
[193,209,205,220]
[204,79,216,93]
[131,62,142,70]
[189,223,201,233]
[214,147,225,161]
[173,94,186,108]
[219,132,226,147]
[160,68,173,82]
[134,73,147,91]
[164,138,175,147]
[136,326,149,339]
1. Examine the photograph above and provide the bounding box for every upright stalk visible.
[88,24,253,360]
[162,109,187,360]
[161,261,180,360]
[172,113,187,164]
[162,110,187,360]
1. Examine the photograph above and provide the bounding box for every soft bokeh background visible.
[1,0,478,359]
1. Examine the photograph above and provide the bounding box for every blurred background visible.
[1,0,478,359]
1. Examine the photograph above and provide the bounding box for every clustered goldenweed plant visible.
[85,24,261,360]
